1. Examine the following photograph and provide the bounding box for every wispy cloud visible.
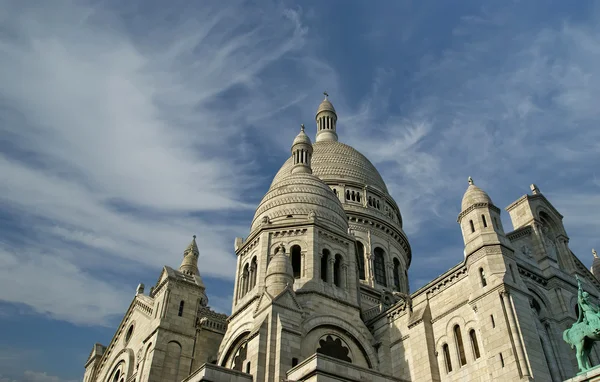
[0,0,325,325]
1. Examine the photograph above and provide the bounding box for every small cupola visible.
[291,124,313,174]
[315,92,338,143]
[179,235,200,276]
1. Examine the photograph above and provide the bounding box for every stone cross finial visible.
[530,184,540,195]
[468,176,474,185]
[300,124,305,132]
[277,243,286,255]
[323,91,329,99]
[594,248,598,259]
[193,235,196,240]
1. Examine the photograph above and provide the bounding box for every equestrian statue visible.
[563,275,600,372]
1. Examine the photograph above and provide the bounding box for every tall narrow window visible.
[356,242,366,280]
[356,192,361,202]
[178,300,184,317]
[480,268,487,287]
[442,344,452,373]
[292,358,299,367]
[491,314,495,328]
[245,362,251,373]
[333,254,342,287]
[242,264,250,295]
[393,258,401,291]
[454,325,467,366]
[346,190,350,200]
[499,353,504,367]
[374,247,387,286]
[482,214,487,228]
[469,329,481,359]
[251,257,258,287]
[321,249,330,282]
[469,220,475,233]
[291,245,301,279]
[155,303,160,318]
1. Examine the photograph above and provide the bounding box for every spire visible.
[291,124,313,174]
[461,176,493,212]
[315,92,338,142]
[179,235,200,276]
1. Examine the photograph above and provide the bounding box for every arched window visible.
[469,220,475,233]
[469,329,481,359]
[368,196,372,206]
[356,241,366,280]
[356,192,361,203]
[351,191,356,201]
[393,258,401,291]
[482,214,487,228]
[454,325,467,366]
[178,300,185,317]
[250,257,258,288]
[479,268,487,287]
[242,264,250,296]
[334,254,342,287]
[376,200,380,209]
[291,245,301,279]
[346,190,350,200]
[321,249,330,282]
[442,344,452,373]
[374,247,387,286]
[333,188,337,196]
[162,341,182,382]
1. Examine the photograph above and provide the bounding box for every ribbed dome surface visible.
[292,128,311,146]
[271,141,389,193]
[461,183,493,211]
[317,99,336,114]
[251,172,348,233]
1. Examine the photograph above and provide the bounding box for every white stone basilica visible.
[83,96,600,382]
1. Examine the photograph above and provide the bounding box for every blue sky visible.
[1,0,599,380]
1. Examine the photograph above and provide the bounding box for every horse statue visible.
[563,275,600,373]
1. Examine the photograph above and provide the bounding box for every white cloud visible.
[0,371,77,382]
[0,1,325,325]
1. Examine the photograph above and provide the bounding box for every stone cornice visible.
[295,290,361,310]
[506,226,533,241]
[227,295,260,322]
[457,202,501,223]
[505,193,564,219]
[431,299,469,324]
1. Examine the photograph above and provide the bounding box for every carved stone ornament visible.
[521,245,532,258]
[308,210,316,220]
[261,215,271,225]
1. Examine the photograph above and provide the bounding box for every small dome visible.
[265,245,294,296]
[251,172,348,233]
[292,125,312,146]
[461,177,493,211]
[317,97,336,115]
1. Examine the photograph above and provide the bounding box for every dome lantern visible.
[291,124,313,175]
[315,92,338,143]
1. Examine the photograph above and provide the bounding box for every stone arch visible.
[302,316,376,368]
[220,330,251,370]
[138,342,153,382]
[218,324,253,366]
[160,341,182,382]
[101,348,135,382]
[373,247,387,286]
[523,282,552,318]
[445,315,468,338]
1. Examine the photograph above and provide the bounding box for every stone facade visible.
[83,96,599,382]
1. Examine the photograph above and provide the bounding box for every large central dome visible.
[271,140,389,193]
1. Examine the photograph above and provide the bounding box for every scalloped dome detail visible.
[271,141,389,193]
[251,172,348,233]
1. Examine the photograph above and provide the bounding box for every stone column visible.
[342,263,348,289]
[501,291,531,378]
[328,256,335,285]
[301,251,306,278]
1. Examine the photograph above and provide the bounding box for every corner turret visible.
[179,235,200,276]
[458,177,509,257]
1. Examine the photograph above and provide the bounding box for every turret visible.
[315,92,338,142]
[291,124,313,174]
[265,243,295,296]
[457,177,509,257]
[179,235,200,276]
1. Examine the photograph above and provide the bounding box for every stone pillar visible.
[328,256,335,285]
[342,263,348,288]
[501,291,531,378]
